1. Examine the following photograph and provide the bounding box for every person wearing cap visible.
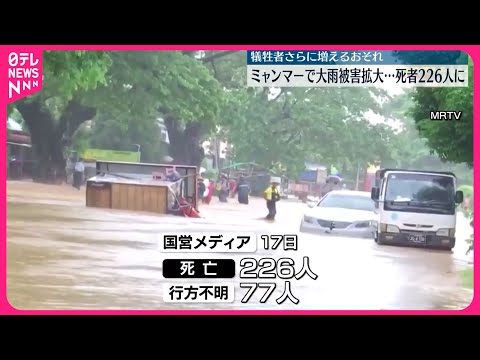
[264,178,281,220]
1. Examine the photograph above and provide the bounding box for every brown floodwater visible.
[6,181,474,310]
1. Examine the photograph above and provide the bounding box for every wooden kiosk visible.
[85,160,198,214]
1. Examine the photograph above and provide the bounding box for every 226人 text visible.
[239,257,295,279]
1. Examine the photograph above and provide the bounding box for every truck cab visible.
[370,168,464,250]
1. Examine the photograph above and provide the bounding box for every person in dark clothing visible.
[264,179,281,220]
[321,176,343,197]
[237,176,250,204]
[198,178,206,203]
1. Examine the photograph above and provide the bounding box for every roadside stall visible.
[86,160,199,217]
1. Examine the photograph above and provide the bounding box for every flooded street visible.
[6,181,473,310]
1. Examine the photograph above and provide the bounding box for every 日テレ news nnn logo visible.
[7,51,43,103]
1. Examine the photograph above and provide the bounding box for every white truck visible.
[370,168,464,250]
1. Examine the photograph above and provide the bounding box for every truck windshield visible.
[384,173,455,215]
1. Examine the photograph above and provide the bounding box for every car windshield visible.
[385,173,455,210]
[317,193,374,212]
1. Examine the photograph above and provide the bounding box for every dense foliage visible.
[392,51,473,167]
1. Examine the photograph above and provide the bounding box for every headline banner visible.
[246,65,469,88]
[246,50,469,65]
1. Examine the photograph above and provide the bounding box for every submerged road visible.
[6,181,474,310]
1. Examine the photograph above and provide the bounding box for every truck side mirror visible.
[455,190,464,204]
[371,187,380,201]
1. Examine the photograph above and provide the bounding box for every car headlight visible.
[386,224,400,233]
[354,221,370,228]
[380,223,400,233]
[303,215,314,223]
[437,228,455,237]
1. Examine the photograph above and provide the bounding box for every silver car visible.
[299,190,376,238]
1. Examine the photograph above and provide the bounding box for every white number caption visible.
[240,283,276,303]
[239,257,295,279]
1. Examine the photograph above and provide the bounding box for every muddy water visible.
[6,181,473,310]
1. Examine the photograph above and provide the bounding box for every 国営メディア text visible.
[158,232,257,253]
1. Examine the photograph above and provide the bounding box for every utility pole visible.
[355,162,360,191]
[133,144,141,162]
[215,137,222,175]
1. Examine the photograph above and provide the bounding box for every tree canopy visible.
[392,51,473,167]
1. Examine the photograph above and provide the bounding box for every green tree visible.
[218,85,394,178]
[392,51,473,167]
[379,90,472,184]
[13,51,112,181]
[202,51,399,178]
[86,115,168,163]
[86,51,225,166]
[12,50,225,181]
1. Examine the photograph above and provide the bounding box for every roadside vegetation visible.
[462,267,473,289]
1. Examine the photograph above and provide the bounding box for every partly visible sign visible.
[299,170,317,183]
[82,148,140,162]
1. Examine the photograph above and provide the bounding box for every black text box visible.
[162,259,235,278]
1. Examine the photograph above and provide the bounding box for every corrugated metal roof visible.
[7,118,23,131]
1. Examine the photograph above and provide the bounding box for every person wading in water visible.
[264,177,281,220]
[72,158,85,190]
[217,174,229,203]
[237,175,250,204]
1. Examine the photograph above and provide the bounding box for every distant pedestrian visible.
[205,179,214,204]
[198,177,206,203]
[237,176,250,204]
[73,158,85,190]
[217,174,229,202]
[229,178,237,198]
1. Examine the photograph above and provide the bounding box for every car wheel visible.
[375,232,385,245]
